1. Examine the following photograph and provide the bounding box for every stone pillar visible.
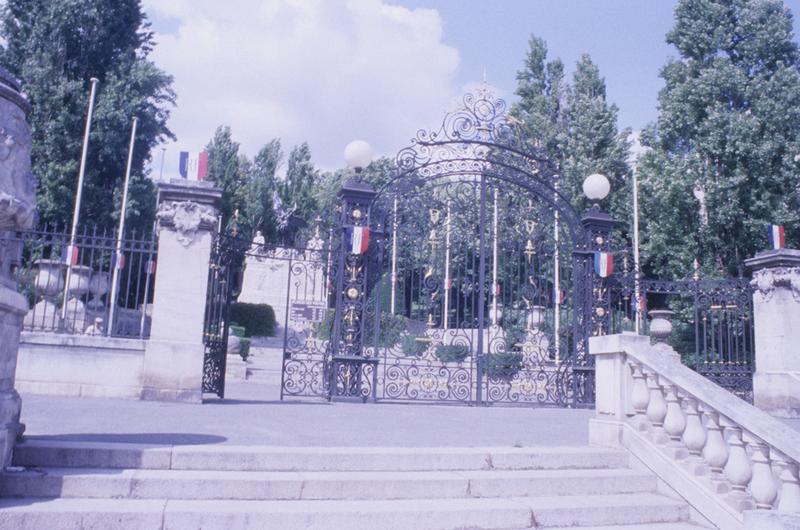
[0,68,36,468]
[141,180,221,403]
[745,249,800,417]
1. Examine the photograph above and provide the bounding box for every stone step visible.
[13,441,631,472]
[0,494,690,529]
[0,467,657,500]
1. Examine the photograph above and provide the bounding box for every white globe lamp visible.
[344,140,373,171]
[582,173,611,202]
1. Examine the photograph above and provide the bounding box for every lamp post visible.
[328,140,379,402]
[580,173,614,339]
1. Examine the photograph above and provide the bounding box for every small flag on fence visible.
[61,244,79,266]
[346,226,370,254]
[594,251,614,278]
[112,251,126,271]
[145,260,156,275]
[554,287,566,304]
[445,278,452,289]
[179,151,209,181]
[768,224,785,249]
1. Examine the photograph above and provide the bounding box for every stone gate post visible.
[0,68,35,468]
[141,180,221,402]
[745,249,800,417]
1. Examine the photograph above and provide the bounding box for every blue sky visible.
[144,0,800,175]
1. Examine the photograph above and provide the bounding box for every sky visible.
[142,0,800,178]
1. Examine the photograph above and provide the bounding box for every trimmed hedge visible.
[230,303,277,337]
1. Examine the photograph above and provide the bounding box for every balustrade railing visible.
[1,225,157,338]
[591,333,800,528]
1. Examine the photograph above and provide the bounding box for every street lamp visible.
[344,140,373,173]
[582,173,611,202]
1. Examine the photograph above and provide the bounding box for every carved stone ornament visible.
[0,67,36,231]
[156,200,218,247]
[750,267,800,302]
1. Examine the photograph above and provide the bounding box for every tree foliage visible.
[511,36,632,242]
[0,0,175,234]
[640,0,800,278]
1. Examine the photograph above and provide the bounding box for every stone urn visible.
[86,271,110,312]
[526,305,546,334]
[649,309,680,360]
[24,259,65,330]
[488,304,503,326]
[64,264,92,332]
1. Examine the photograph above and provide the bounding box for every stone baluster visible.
[645,369,668,443]
[701,407,730,493]
[722,419,756,511]
[629,361,650,430]
[744,433,778,509]
[663,383,688,457]
[773,451,800,512]
[682,396,707,469]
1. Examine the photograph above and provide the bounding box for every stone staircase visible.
[245,338,285,386]
[0,439,710,529]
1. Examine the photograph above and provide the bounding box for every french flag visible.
[112,251,126,271]
[145,260,157,275]
[768,224,785,250]
[61,244,79,266]
[346,226,370,254]
[179,151,209,181]
[594,252,614,278]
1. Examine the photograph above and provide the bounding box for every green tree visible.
[0,0,175,233]
[562,55,632,233]
[243,139,283,242]
[279,142,319,240]
[512,37,631,238]
[205,126,246,233]
[640,0,800,278]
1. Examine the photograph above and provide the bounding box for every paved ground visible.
[18,381,595,448]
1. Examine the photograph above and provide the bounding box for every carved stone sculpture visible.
[156,200,218,247]
[0,66,34,469]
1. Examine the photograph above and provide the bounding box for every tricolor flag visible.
[594,252,614,278]
[554,287,566,304]
[346,226,370,254]
[112,251,126,271]
[179,151,209,181]
[61,244,79,266]
[768,224,785,250]
[145,260,157,275]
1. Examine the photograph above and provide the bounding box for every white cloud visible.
[143,0,461,176]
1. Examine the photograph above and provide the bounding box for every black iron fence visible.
[610,268,754,401]
[2,225,157,338]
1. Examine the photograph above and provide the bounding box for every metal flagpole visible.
[491,188,499,326]
[443,201,451,328]
[61,77,100,322]
[633,165,642,334]
[390,197,398,314]
[107,117,138,336]
[553,183,560,361]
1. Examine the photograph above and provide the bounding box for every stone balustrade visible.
[590,332,800,529]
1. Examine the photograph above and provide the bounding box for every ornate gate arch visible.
[324,89,606,406]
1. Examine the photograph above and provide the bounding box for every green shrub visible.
[229,303,276,337]
[485,351,524,379]
[434,343,469,363]
[229,325,246,338]
[401,334,428,357]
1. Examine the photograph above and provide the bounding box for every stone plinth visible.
[0,67,35,469]
[746,249,800,417]
[142,180,221,403]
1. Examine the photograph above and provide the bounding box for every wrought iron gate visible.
[278,89,602,407]
[202,235,243,397]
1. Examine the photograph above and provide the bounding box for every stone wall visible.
[15,332,146,399]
